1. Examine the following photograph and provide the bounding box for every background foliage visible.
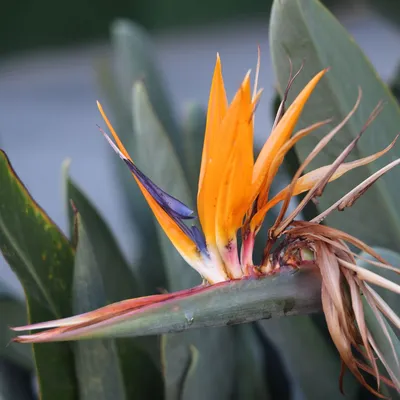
[0,0,399,399]
[3,0,399,55]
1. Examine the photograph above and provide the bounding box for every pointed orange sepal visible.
[250,69,328,208]
[197,66,252,248]
[97,102,200,265]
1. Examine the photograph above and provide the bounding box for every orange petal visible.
[256,119,331,210]
[97,101,131,160]
[197,55,228,219]
[250,69,328,206]
[215,79,254,277]
[97,102,200,265]
[250,140,397,232]
[197,69,251,247]
[216,77,253,234]
[142,189,200,263]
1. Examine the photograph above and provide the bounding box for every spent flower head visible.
[12,53,400,396]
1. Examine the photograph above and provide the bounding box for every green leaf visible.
[357,247,400,394]
[181,102,206,198]
[63,161,142,298]
[389,63,400,104]
[0,358,35,400]
[258,316,359,399]
[64,166,164,399]
[30,301,78,399]
[0,292,32,370]
[110,20,181,152]
[0,151,74,316]
[232,324,270,400]
[0,150,77,399]
[269,0,400,251]
[72,212,127,400]
[161,336,200,400]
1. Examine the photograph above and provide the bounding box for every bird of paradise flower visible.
[12,54,400,396]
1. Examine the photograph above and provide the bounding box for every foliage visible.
[0,1,399,398]
[1,0,348,55]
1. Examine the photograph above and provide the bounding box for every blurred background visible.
[0,0,399,297]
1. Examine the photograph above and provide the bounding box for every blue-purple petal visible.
[121,158,209,255]
[190,226,208,256]
[123,159,194,219]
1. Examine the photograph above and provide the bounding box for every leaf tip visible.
[61,157,72,175]
[0,149,9,161]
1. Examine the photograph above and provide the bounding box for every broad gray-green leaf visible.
[0,279,31,369]
[0,295,32,370]
[389,63,400,104]
[72,213,126,400]
[63,161,142,298]
[0,150,77,399]
[181,102,206,198]
[258,316,359,399]
[133,81,237,399]
[233,324,270,400]
[161,332,234,400]
[111,20,180,151]
[65,176,163,399]
[357,247,400,394]
[270,0,400,251]
[0,358,35,400]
